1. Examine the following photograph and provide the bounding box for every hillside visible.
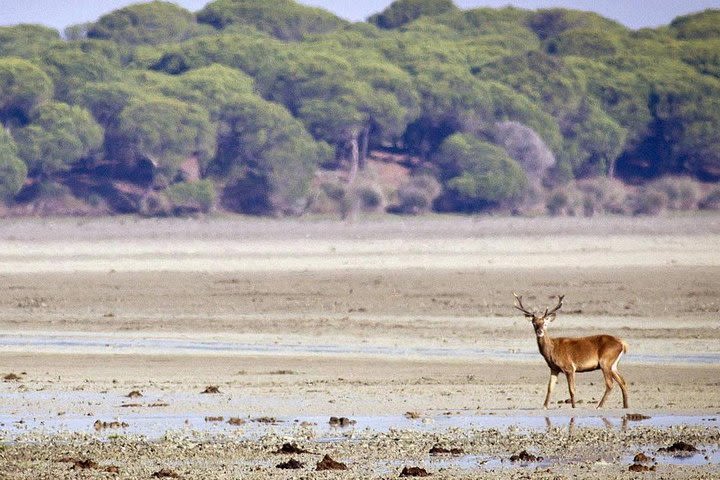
[1,0,720,217]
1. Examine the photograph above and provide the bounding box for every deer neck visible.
[536,333,557,367]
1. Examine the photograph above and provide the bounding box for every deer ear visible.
[546,313,556,322]
[525,314,534,321]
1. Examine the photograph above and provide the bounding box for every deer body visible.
[514,294,629,409]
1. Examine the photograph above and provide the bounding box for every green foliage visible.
[165,179,216,213]
[0,24,60,58]
[117,96,215,176]
[73,81,142,127]
[549,27,622,57]
[670,9,720,39]
[14,102,103,176]
[561,98,627,177]
[369,0,458,29]
[215,93,332,214]
[434,133,527,210]
[2,0,720,215]
[197,0,347,40]
[0,58,53,125]
[679,39,720,79]
[88,1,208,45]
[0,128,27,200]
[40,44,121,101]
[157,64,256,120]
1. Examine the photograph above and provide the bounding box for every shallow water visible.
[1,410,718,443]
[1,333,718,364]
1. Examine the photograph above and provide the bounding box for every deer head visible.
[513,293,564,338]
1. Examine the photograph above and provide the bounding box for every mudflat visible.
[0,216,718,478]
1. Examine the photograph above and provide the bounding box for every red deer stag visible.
[513,293,629,409]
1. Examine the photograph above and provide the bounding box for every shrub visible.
[576,177,629,214]
[626,187,668,216]
[650,176,701,210]
[699,187,720,210]
[391,174,442,215]
[165,179,216,214]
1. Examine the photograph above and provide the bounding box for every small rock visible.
[633,452,654,463]
[204,416,223,422]
[658,441,698,454]
[274,443,309,455]
[429,445,464,455]
[510,450,543,462]
[329,416,356,427]
[93,420,129,431]
[201,385,220,394]
[316,454,347,471]
[127,390,143,398]
[151,468,180,478]
[276,459,304,469]
[227,417,245,426]
[625,413,651,421]
[629,463,656,472]
[399,466,431,477]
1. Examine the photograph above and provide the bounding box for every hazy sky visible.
[1,0,719,31]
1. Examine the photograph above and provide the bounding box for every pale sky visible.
[0,0,719,31]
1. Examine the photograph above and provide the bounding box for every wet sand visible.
[0,216,719,478]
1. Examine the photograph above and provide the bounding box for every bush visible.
[391,174,442,215]
[576,177,628,215]
[165,179,216,215]
[546,185,581,216]
[650,176,701,210]
[699,187,720,210]
[626,187,668,216]
[341,182,386,218]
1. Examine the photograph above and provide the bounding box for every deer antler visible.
[543,295,564,319]
[513,292,535,317]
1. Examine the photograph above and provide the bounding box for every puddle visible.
[1,411,718,443]
[1,333,718,364]
[624,448,720,466]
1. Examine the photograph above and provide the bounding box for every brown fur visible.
[514,294,629,409]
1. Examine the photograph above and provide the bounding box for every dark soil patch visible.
[93,420,128,431]
[429,445,464,455]
[276,459,304,469]
[204,416,224,422]
[3,373,22,381]
[400,466,431,477]
[625,413,651,421]
[316,454,347,471]
[253,416,280,424]
[509,450,543,462]
[658,441,698,454]
[629,463,656,472]
[152,468,180,478]
[329,416,356,427]
[633,452,654,463]
[274,443,310,455]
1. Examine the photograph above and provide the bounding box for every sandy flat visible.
[0,216,719,478]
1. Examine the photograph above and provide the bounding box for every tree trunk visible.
[347,129,360,186]
[359,125,370,170]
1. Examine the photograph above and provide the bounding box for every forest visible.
[1,0,720,217]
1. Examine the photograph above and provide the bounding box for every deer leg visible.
[612,371,629,408]
[597,368,615,408]
[566,370,576,408]
[543,371,559,409]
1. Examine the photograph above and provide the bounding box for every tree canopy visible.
[0,1,719,216]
